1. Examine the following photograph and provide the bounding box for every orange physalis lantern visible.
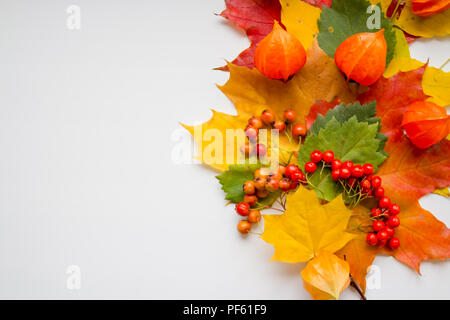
[412,0,450,17]
[401,101,450,149]
[254,21,307,81]
[334,30,387,86]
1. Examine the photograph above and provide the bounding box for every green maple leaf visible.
[298,116,388,201]
[216,163,280,206]
[317,0,396,65]
[309,101,387,155]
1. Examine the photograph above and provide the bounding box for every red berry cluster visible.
[303,150,401,250]
[303,150,338,174]
[241,109,307,157]
[235,163,305,233]
[366,182,401,249]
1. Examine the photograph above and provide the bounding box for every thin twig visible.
[349,274,367,300]
[343,254,367,300]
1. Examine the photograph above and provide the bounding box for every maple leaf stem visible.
[439,58,450,70]
[344,255,367,300]
[349,274,367,300]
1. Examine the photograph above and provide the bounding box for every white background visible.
[0,0,449,299]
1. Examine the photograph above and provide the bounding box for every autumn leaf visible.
[181,110,249,171]
[317,0,397,64]
[261,188,355,263]
[391,28,411,62]
[219,0,281,70]
[336,66,450,277]
[183,41,355,171]
[336,235,377,293]
[383,57,425,78]
[337,134,450,278]
[393,0,450,37]
[220,41,355,124]
[359,65,429,141]
[302,0,332,8]
[301,252,350,300]
[359,66,450,200]
[280,0,321,49]
[335,204,379,293]
[339,188,450,287]
[387,200,450,273]
[423,66,450,106]
[216,163,262,203]
[307,101,388,155]
[305,99,341,130]
[383,57,450,106]
[433,187,450,197]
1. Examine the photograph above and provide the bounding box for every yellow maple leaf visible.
[182,41,355,171]
[371,0,450,37]
[390,28,410,60]
[280,0,321,49]
[433,187,450,197]
[301,252,350,300]
[261,188,355,263]
[395,1,450,38]
[383,57,424,78]
[423,66,450,106]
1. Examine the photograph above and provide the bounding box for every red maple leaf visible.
[302,0,332,8]
[359,65,428,141]
[219,0,281,70]
[305,98,341,129]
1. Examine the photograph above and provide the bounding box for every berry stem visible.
[284,127,293,145]
[304,173,326,198]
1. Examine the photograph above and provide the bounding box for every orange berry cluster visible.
[235,163,305,234]
[241,109,307,157]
